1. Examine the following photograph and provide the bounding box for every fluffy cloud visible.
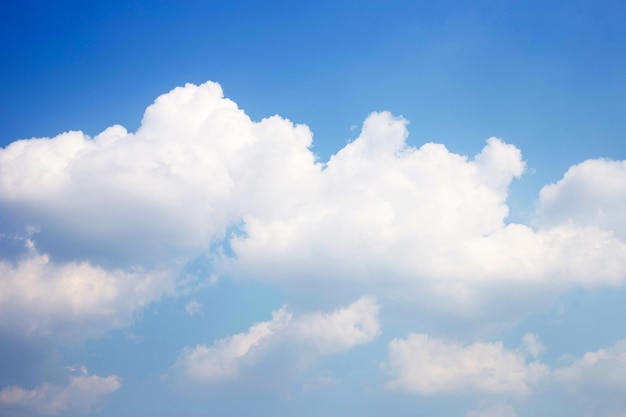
[0,81,319,269]
[548,339,626,417]
[0,81,317,341]
[382,333,549,396]
[0,367,120,416]
[171,297,380,383]
[0,244,171,340]
[2,80,626,337]
[174,306,291,383]
[553,339,626,394]
[536,159,626,240]
[226,111,626,319]
[383,332,626,416]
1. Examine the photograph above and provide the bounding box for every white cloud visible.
[171,297,380,383]
[547,339,626,417]
[174,306,292,383]
[521,332,544,359]
[2,80,626,335]
[0,247,172,340]
[536,158,626,240]
[226,111,626,320]
[185,300,203,317]
[553,339,626,394]
[382,333,549,396]
[383,332,626,415]
[0,81,319,269]
[0,367,120,416]
[289,297,381,355]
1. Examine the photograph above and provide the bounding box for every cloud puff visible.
[536,159,626,240]
[0,367,120,416]
[171,297,380,384]
[382,333,549,396]
[521,332,544,359]
[0,81,319,269]
[184,300,203,317]
[548,339,626,417]
[383,331,626,416]
[0,245,172,340]
[553,339,626,394]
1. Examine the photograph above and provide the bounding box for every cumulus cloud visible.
[382,333,549,396]
[553,339,626,394]
[547,339,626,417]
[226,111,626,320]
[171,297,380,384]
[2,80,626,336]
[0,81,319,269]
[0,245,172,340]
[536,159,626,240]
[383,331,626,416]
[0,367,120,416]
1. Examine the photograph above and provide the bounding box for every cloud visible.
[0,245,172,340]
[226,111,626,320]
[0,367,120,416]
[383,332,626,415]
[289,296,381,355]
[0,81,319,269]
[171,297,380,384]
[553,339,626,394]
[2,80,626,336]
[547,339,626,417]
[185,300,203,317]
[536,158,626,240]
[174,306,291,383]
[521,332,544,359]
[382,333,549,396]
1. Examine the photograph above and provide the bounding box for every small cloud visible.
[382,333,549,396]
[521,333,544,359]
[185,300,203,317]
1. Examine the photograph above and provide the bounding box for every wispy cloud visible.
[170,297,380,385]
[0,367,120,416]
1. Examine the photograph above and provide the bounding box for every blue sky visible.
[1,1,626,416]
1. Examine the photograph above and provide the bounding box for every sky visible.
[1,1,625,416]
